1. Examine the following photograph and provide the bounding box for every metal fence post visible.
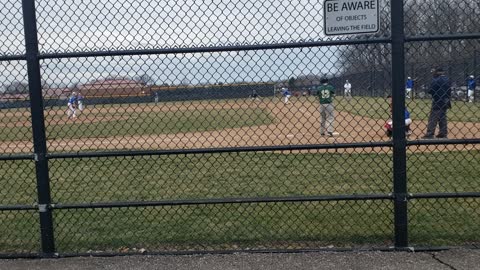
[391,0,408,249]
[21,0,56,255]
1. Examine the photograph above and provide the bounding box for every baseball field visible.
[1,96,479,253]
[1,96,479,153]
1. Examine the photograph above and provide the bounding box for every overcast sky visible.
[1,0,339,88]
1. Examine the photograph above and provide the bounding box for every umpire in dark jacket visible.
[423,68,451,139]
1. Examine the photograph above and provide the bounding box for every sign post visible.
[324,0,379,35]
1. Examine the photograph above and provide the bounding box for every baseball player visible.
[384,96,412,138]
[282,87,291,104]
[343,80,352,99]
[67,92,78,119]
[405,77,414,99]
[77,92,84,111]
[316,78,335,136]
[250,89,261,101]
[467,75,476,103]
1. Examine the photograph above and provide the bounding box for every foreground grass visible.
[1,150,479,253]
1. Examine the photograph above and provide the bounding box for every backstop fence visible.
[0,0,479,257]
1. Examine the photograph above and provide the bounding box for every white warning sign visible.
[324,0,379,35]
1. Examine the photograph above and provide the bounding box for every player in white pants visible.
[282,88,291,104]
[467,75,476,103]
[344,80,352,99]
[77,92,84,111]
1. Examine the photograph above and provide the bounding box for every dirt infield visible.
[1,98,479,154]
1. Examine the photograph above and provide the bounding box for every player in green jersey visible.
[317,78,336,136]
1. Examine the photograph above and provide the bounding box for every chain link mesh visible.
[53,201,392,253]
[405,0,480,36]
[0,0,479,255]
[0,160,38,253]
[35,0,391,54]
[0,211,40,254]
[49,150,392,204]
[0,0,24,56]
[410,198,480,247]
[33,44,395,153]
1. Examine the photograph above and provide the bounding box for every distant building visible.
[0,93,29,102]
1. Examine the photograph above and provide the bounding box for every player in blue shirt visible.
[467,75,476,103]
[67,92,78,119]
[405,77,414,99]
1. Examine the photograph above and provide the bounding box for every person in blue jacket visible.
[423,68,452,139]
[66,92,78,119]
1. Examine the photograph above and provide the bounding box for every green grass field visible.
[335,96,480,122]
[1,97,479,253]
[0,105,274,142]
[1,150,479,253]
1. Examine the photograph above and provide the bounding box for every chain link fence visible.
[0,0,479,257]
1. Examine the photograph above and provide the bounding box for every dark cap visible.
[320,78,328,84]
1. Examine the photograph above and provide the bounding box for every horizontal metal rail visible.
[38,38,392,59]
[405,33,480,42]
[0,253,41,259]
[7,33,478,62]
[64,245,461,257]
[0,54,26,61]
[0,154,34,161]
[0,245,459,259]
[46,142,394,159]
[409,192,480,199]
[407,138,480,146]
[51,194,394,210]
[2,138,477,162]
[4,193,476,212]
[0,204,37,211]
[3,33,478,62]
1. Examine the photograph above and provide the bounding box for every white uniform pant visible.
[406,88,412,98]
[467,89,474,102]
[320,103,334,134]
[67,103,76,118]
